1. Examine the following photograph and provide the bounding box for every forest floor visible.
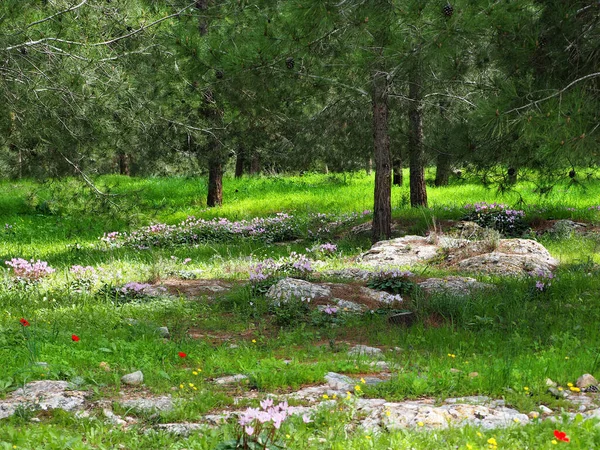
[1,172,600,449]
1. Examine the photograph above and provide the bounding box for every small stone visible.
[348,345,383,357]
[155,423,205,436]
[576,374,598,389]
[370,361,390,371]
[450,368,462,374]
[157,327,170,339]
[120,396,174,412]
[99,362,111,372]
[547,387,567,399]
[546,378,557,387]
[468,372,479,378]
[103,408,127,426]
[539,405,553,415]
[229,344,239,349]
[528,411,540,419]
[578,404,587,412]
[214,374,248,385]
[325,372,353,390]
[121,371,144,386]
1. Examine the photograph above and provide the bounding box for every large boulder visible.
[266,278,331,305]
[417,276,493,295]
[0,381,87,420]
[360,236,558,277]
[266,278,403,312]
[360,236,451,267]
[457,239,558,275]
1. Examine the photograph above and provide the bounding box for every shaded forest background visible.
[1,0,598,237]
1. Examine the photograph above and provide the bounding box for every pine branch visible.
[504,72,600,115]
[26,0,89,29]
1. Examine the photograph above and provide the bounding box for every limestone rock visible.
[0,380,86,420]
[325,372,353,391]
[360,236,446,267]
[361,235,557,276]
[576,374,598,389]
[213,374,248,385]
[457,239,558,276]
[266,278,330,305]
[348,345,383,357]
[155,423,206,436]
[120,396,175,412]
[121,371,144,386]
[417,277,493,296]
[156,327,170,338]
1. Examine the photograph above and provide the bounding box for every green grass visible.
[1,173,600,448]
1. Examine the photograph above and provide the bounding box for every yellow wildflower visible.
[523,386,529,391]
[477,432,483,438]
[179,384,184,389]
[552,440,558,445]
[332,394,337,399]
[487,437,497,446]
[354,385,362,392]
[513,418,520,423]
[252,339,256,343]
[188,382,194,387]
[448,353,456,358]
[192,371,198,376]
[417,421,424,427]
[558,387,564,391]
[322,394,329,399]
[567,382,573,387]
[360,378,366,384]
[570,386,581,392]
[385,410,391,417]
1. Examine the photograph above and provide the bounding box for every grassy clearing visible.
[1,173,600,448]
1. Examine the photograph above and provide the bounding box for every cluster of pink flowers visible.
[323,305,338,315]
[238,399,301,439]
[531,269,555,292]
[101,213,300,248]
[249,253,315,284]
[5,258,55,281]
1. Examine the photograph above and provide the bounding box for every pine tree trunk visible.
[118,153,130,176]
[207,157,223,207]
[250,152,260,175]
[408,74,428,208]
[235,146,244,178]
[434,152,451,187]
[372,70,392,242]
[392,156,403,186]
[508,167,518,184]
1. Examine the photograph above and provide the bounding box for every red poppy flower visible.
[71,334,80,342]
[19,318,30,327]
[178,352,187,358]
[554,430,570,442]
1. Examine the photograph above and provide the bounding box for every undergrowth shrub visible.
[367,270,416,295]
[462,202,528,237]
